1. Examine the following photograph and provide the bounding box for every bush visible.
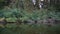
[0,8,60,21]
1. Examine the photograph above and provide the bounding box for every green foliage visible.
[47,7,60,20]
[0,8,23,18]
[0,8,60,21]
[0,0,4,2]
[0,0,6,9]
[6,18,17,22]
[27,9,48,20]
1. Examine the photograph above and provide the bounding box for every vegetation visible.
[0,0,60,34]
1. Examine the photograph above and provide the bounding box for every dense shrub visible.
[0,8,60,21]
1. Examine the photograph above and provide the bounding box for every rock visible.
[37,20,43,24]
[16,19,23,24]
[23,19,35,24]
[54,19,60,24]
[0,18,7,25]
